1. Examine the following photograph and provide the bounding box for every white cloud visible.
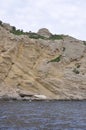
[0,0,86,40]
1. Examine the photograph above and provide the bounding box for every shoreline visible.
[0,97,86,102]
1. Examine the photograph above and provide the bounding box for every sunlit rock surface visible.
[0,21,86,100]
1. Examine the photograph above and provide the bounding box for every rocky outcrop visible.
[37,28,52,38]
[2,23,13,31]
[0,22,86,100]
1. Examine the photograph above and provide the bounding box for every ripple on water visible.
[0,100,86,130]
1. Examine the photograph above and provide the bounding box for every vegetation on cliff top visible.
[0,20,3,26]
[10,26,63,40]
[83,41,86,46]
[0,20,66,40]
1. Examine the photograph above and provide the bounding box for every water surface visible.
[0,100,86,130]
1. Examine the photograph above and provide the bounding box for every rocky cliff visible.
[0,21,86,100]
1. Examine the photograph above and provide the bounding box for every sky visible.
[0,0,86,40]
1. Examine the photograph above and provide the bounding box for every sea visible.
[0,100,86,130]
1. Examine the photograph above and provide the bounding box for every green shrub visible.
[73,68,80,74]
[28,33,46,39]
[76,64,80,68]
[0,20,3,26]
[12,26,16,31]
[62,47,66,51]
[75,63,81,69]
[28,33,63,40]
[48,55,62,63]
[83,41,86,46]
[49,34,63,40]
[11,29,25,35]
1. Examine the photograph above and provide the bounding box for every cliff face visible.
[0,22,86,100]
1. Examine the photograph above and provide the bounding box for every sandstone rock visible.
[2,23,13,31]
[0,22,86,100]
[37,28,52,38]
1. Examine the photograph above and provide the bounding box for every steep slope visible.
[0,21,86,100]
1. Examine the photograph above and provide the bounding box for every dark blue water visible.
[0,100,86,130]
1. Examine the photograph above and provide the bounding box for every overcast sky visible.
[0,0,86,40]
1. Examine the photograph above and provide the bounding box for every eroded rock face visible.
[0,23,86,100]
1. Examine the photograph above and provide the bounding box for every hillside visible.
[0,21,86,100]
